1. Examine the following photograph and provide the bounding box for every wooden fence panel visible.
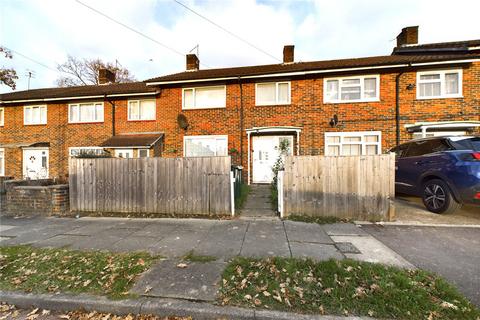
[281,154,395,221]
[69,156,232,216]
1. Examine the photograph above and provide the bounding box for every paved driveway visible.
[362,224,480,307]
[394,194,480,225]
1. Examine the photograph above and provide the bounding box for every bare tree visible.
[56,55,136,87]
[0,47,18,90]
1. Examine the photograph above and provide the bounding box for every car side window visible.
[406,139,450,157]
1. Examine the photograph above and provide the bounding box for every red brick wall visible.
[1,62,479,180]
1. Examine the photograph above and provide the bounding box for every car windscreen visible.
[449,137,480,151]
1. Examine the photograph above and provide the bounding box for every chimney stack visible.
[186,54,200,71]
[396,26,418,47]
[98,68,116,85]
[283,45,294,64]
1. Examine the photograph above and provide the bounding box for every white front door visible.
[115,149,134,158]
[252,136,293,183]
[23,148,49,179]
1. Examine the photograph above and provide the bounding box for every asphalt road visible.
[362,224,480,307]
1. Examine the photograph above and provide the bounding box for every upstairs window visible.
[255,82,291,105]
[69,102,104,123]
[324,75,379,103]
[0,108,4,126]
[24,105,47,125]
[182,86,226,109]
[417,69,462,99]
[128,99,156,120]
[184,135,228,157]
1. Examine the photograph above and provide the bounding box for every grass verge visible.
[218,257,479,319]
[182,250,217,263]
[235,183,250,209]
[286,215,350,225]
[0,246,157,299]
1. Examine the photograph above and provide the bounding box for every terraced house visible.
[1,26,479,183]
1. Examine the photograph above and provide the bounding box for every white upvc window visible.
[68,102,104,123]
[0,107,4,126]
[24,105,47,125]
[417,69,462,99]
[128,99,156,121]
[325,131,382,156]
[324,75,380,103]
[182,86,226,109]
[0,148,4,176]
[184,135,228,157]
[69,147,106,157]
[255,81,291,106]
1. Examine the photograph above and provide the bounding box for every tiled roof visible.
[145,54,480,83]
[100,133,164,148]
[0,82,157,103]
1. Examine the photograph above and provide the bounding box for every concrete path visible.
[362,224,480,307]
[0,216,413,302]
[239,184,277,218]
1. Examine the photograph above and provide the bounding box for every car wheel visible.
[422,179,461,214]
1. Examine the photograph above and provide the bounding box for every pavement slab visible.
[289,242,344,261]
[149,228,211,257]
[330,235,415,269]
[131,259,226,301]
[284,220,333,244]
[69,235,124,251]
[32,234,89,248]
[194,221,248,260]
[129,223,179,238]
[240,221,291,258]
[111,236,160,253]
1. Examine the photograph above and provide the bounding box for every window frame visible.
[183,135,228,157]
[68,147,105,157]
[23,105,47,125]
[0,148,4,176]
[182,85,227,110]
[416,69,463,99]
[323,75,380,103]
[68,102,104,123]
[127,99,156,121]
[114,149,134,158]
[255,81,291,106]
[138,149,150,158]
[324,131,382,156]
[0,107,4,126]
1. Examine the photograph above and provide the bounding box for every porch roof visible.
[100,133,164,148]
[405,121,480,132]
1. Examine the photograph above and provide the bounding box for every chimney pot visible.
[396,26,418,47]
[283,45,294,63]
[186,54,200,71]
[98,68,116,85]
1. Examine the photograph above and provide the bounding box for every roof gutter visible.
[145,59,480,85]
[0,92,157,105]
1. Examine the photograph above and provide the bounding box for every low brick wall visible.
[3,179,70,216]
[0,176,14,214]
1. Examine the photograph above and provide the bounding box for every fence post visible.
[230,171,235,217]
[278,170,284,218]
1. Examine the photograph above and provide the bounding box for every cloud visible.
[1,0,479,92]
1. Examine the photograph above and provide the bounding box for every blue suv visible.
[390,136,480,214]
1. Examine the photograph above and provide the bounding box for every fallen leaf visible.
[41,310,50,316]
[177,263,188,269]
[254,298,262,306]
[244,294,252,300]
[144,286,153,294]
[262,291,271,297]
[26,308,38,316]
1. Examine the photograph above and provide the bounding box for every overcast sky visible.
[1,0,479,93]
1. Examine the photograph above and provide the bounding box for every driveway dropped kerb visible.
[0,216,413,303]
